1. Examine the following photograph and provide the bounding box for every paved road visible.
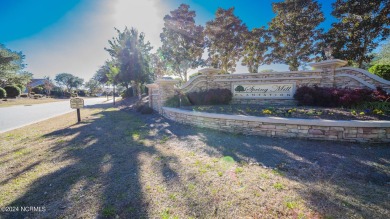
[0,97,113,133]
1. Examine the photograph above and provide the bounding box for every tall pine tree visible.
[268,0,324,71]
[327,0,390,68]
[160,4,204,82]
[205,7,248,73]
[241,27,271,73]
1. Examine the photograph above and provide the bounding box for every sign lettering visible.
[70,97,84,109]
[233,83,295,99]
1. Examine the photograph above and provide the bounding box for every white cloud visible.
[6,0,170,81]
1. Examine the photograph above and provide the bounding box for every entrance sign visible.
[233,83,295,99]
[70,97,84,123]
[70,97,84,109]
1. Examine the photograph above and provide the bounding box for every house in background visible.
[25,79,48,93]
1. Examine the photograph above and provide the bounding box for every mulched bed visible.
[180,104,390,121]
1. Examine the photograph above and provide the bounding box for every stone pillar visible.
[309,59,348,87]
[198,68,222,91]
[156,79,179,113]
[146,83,158,109]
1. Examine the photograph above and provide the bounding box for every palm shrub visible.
[0,87,6,98]
[4,85,21,98]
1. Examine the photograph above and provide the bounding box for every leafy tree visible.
[0,44,30,87]
[43,76,54,96]
[372,40,390,65]
[4,71,33,87]
[241,27,271,73]
[94,63,110,85]
[85,79,102,96]
[369,64,390,80]
[105,27,152,98]
[54,73,84,92]
[160,4,205,81]
[150,50,168,80]
[268,0,324,71]
[205,7,248,73]
[70,76,84,90]
[327,0,390,68]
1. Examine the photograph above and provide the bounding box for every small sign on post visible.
[70,97,84,123]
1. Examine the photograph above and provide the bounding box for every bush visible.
[164,94,192,107]
[0,87,6,98]
[15,84,25,93]
[4,85,21,98]
[369,64,390,81]
[187,89,232,105]
[121,89,134,98]
[294,86,389,108]
[33,94,44,99]
[20,93,28,98]
[77,90,86,97]
[32,86,44,94]
[140,106,153,114]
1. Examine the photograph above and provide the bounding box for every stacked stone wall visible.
[163,107,390,143]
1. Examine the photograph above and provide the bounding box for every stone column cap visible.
[156,79,180,85]
[146,83,159,88]
[309,59,348,69]
[198,68,222,75]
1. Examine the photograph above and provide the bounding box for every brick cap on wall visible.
[163,107,390,128]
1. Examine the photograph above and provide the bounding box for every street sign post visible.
[70,97,84,123]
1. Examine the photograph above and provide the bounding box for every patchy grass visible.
[0,97,64,107]
[0,99,389,218]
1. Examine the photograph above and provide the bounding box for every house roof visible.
[27,79,47,88]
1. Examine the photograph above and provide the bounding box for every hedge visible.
[4,85,21,98]
[0,87,6,98]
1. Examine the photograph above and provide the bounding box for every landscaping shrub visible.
[4,85,21,98]
[140,106,153,114]
[294,86,389,108]
[32,86,44,94]
[164,94,191,107]
[0,87,6,98]
[187,89,232,105]
[369,64,390,81]
[77,90,86,97]
[189,72,202,80]
[15,84,25,93]
[121,88,134,98]
[33,94,44,99]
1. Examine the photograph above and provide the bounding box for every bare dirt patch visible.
[0,98,389,218]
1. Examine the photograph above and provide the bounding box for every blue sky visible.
[0,0,343,81]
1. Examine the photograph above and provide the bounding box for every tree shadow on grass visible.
[2,104,389,218]
[2,106,170,218]
[149,115,390,218]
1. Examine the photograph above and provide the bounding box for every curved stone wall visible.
[163,107,390,143]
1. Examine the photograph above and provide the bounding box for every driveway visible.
[0,97,113,133]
